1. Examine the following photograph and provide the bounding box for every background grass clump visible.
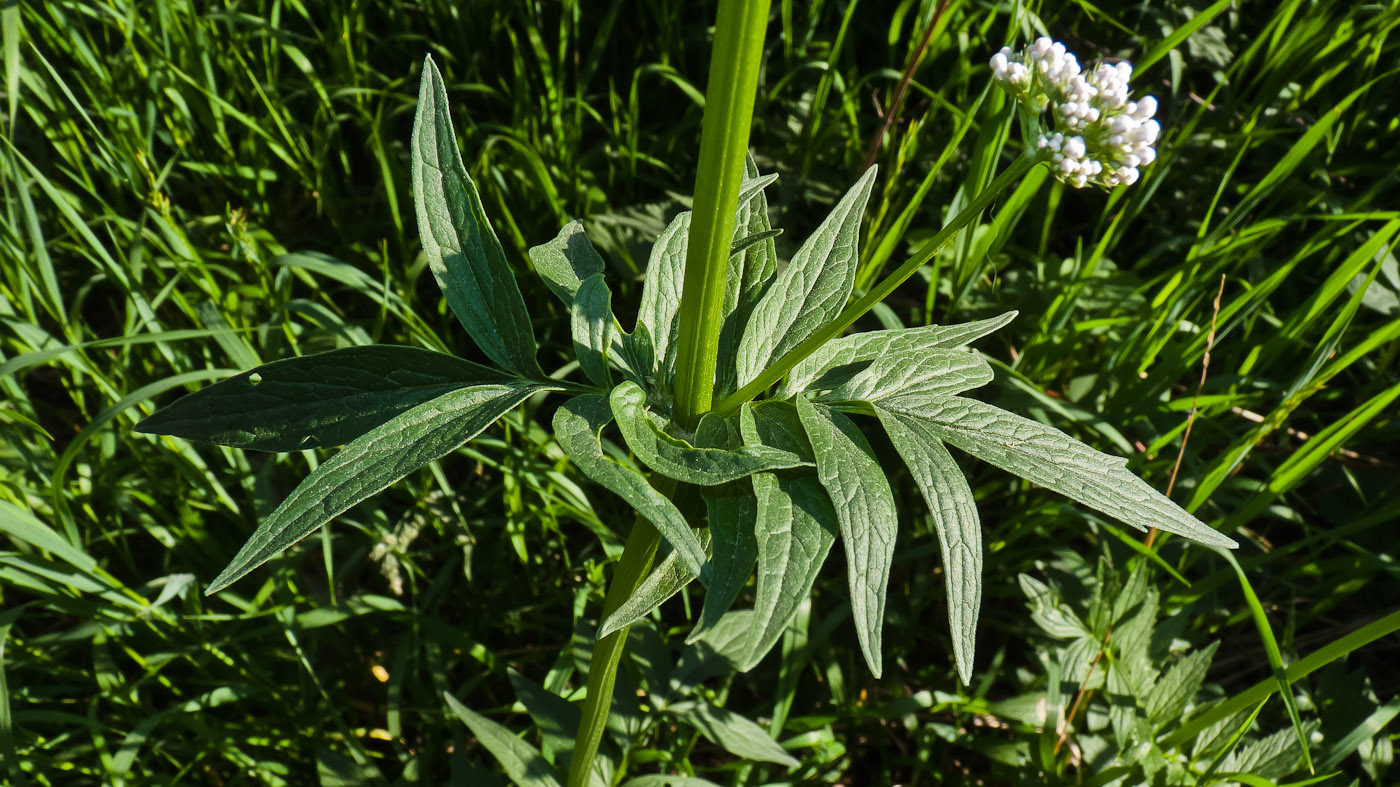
[2,0,1398,784]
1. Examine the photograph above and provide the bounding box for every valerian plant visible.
[137,10,1235,783]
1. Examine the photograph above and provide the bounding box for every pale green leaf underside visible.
[136,345,507,452]
[443,692,564,787]
[781,311,1017,396]
[691,414,759,641]
[529,219,606,306]
[412,56,539,377]
[796,397,897,678]
[716,156,780,395]
[820,346,993,403]
[735,401,837,670]
[206,382,544,594]
[636,211,691,384]
[552,394,706,575]
[874,407,982,685]
[598,531,710,639]
[736,166,878,388]
[878,395,1238,549]
[608,381,809,485]
[666,700,799,767]
[573,274,614,387]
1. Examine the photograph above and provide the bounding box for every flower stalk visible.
[568,2,770,784]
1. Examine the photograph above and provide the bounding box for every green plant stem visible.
[672,0,772,428]
[570,7,770,783]
[714,150,1040,417]
[567,514,662,787]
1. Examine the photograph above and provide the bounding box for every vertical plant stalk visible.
[714,150,1038,416]
[569,4,770,785]
[672,0,773,428]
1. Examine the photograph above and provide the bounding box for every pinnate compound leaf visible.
[736,166,878,388]
[878,395,1238,549]
[874,407,982,686]
[796,397,898,677]
[782,311,1017,396]
[206,383,544,594]
[1146,640,1220,725]
[412,56,540,377]
[608,381,809,485]
[552,394,705,575]
[572,274,614,387]
[821,346,993,403]
[136,345,508,452]
[529,220,605,306]
[667,700,799,768]
[735,401,837,668]
[598,531,711,639]
[442,692,564,787]
[636,211,690,384]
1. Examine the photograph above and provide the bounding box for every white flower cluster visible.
[990,37,1160,189]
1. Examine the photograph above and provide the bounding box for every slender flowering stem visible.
[672,0,772,427]
[569,4,769,784]
[714,150,1039,417]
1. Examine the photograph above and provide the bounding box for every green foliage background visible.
[1,0,1397,784]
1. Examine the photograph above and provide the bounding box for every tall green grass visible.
[1,0,1397,783]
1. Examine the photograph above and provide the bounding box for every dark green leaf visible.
[667,700,798,767]
[412,56,539,377]
[136,345,507,452]
[442,692,563,787]
[691,412,759,640]
[206,382,543,594]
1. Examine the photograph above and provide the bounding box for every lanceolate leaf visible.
[552,394,706,575]
[781,311,1017,396]
[878,395,1238,549]
[636,211,691,384]
[875,407,982,685]
[738,401,838,670]
[572,274,614,387]
[136,345,508,452]
[736,166,878,388]
[530,220,606,306]
[598,532,710,639]
[667,700,799,767]
[716,157,780,395]
[796,397,898,677]
[820,346,993,403]
[206,382,545,594]
[412,56,540,377]
[692,412,759,640]
[608,381,808,485]
[443,692,564,787]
